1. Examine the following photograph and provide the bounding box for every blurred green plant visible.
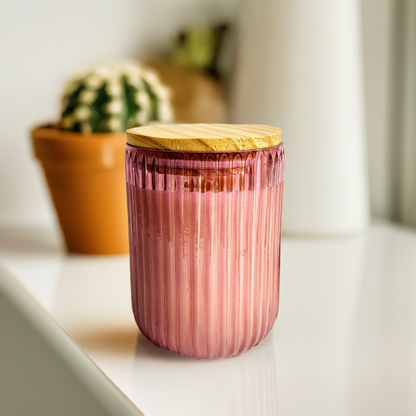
[60,63,173,134]
[174,24,228,78]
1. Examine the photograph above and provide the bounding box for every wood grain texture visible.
[126,124,282,151]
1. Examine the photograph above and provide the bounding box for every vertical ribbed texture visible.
[126,144,284,359]
[233,344,278,416]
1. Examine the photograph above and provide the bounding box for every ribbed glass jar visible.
[125,143,284,359]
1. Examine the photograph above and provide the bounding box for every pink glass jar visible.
[125,131,284,359]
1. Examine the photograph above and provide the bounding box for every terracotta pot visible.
[32,125,129,254]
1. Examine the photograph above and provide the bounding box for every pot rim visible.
[32,123,127,141]
[31,123,127,170]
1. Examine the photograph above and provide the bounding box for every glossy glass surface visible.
[125,144,285,359]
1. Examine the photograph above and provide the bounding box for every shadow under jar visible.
[125,124,284,359]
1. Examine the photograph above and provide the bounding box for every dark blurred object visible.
[173,24,229,80]
[146,23,230,123]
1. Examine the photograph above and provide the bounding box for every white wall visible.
[360,0,394,220]
[0,0,237,227]
[0,0,399,227]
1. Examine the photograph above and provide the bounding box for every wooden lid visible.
[126,124,282,151]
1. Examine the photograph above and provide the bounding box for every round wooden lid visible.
[126,124,282,151]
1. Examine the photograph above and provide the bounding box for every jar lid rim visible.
[126,123,281,151]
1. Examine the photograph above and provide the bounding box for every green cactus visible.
[60,63,173,134]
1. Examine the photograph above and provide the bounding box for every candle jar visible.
[125,124,284,359]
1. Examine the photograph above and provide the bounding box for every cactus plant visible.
[60,63,173,134]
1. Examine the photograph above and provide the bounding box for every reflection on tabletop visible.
[133,330,277,416]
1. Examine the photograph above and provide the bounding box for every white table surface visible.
[1,221,415,416]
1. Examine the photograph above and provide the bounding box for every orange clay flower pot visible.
[32,125,129,254]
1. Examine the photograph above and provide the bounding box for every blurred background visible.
[0,0,415,233]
